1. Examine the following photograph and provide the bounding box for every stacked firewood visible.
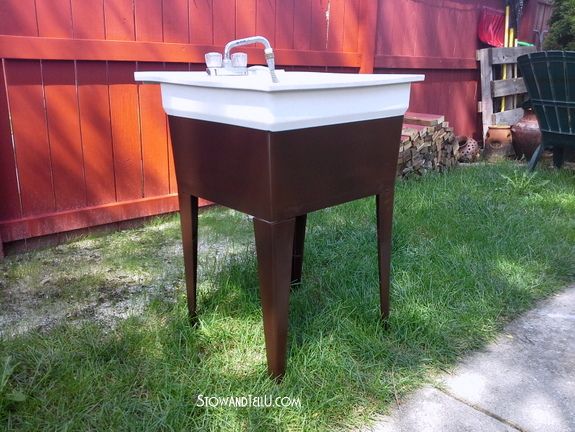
[397,113,459,178]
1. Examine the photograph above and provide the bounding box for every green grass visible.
[1,162,574,431]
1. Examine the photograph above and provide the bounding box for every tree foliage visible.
[543,0,575,50]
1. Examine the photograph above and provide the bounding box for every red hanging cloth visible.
[478,7,505,47]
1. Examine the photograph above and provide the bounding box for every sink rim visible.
[134,70,425,93]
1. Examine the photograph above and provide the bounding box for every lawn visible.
[1,162,574,431]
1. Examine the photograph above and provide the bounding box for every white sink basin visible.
[134,70,424,132]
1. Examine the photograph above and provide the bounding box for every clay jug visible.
[483,125,514,161]
[511,108,542,160]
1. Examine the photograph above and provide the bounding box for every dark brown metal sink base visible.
[168,115,403,379]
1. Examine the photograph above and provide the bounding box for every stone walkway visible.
[364,285,575,432]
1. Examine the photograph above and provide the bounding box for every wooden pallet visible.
[477,46,537,139]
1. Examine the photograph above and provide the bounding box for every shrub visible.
[543,0,575,50]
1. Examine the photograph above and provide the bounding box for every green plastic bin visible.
[517,51,575,170]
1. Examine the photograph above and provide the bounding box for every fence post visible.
[358,0,379,73]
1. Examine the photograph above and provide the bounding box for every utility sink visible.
[134,70,423,131]
[135,68,424,379]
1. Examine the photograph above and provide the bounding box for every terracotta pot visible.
[483,125,514,161]
[511,108,542,160]
[457,136,480,162]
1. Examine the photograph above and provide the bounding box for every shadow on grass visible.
[1,163,574,430]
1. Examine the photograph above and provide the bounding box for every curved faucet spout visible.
[224,36,272,61]
[223,36,278,83]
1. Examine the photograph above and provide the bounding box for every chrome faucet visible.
[225,36,278,83]
[205,36,279,83]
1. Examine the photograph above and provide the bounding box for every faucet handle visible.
[205,52,222,68]
[231,52,248,68]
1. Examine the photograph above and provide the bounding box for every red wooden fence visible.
[0,0,542,253]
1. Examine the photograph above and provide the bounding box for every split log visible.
[397,113,458,178]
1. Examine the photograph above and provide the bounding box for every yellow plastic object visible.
[501,5,510,112]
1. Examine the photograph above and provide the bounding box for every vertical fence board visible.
[327,0,345,52]
[43,61,86,211]
[376,1,413,57]
[357,0,377,73]
[135,0,163,42]
[236,0,256,40]
[137,62,170,198]
[4,60,55,217]
[76,61,117,206]
[71,0,105,40]
[293,0,312,51]
[108,62,143,201]
[0,0,38,36]
[256,0,276,45]
[104,0,136,41]
[343,0,359,53]
[442,5,458,59]
[189,0,214,45]
[0,62,21,221]
[36,0,73,38]
[213,0,236,46]
[163,0,189,43]
[310,0,328,50]
[411,0,433,58]
[276,0,294,50]
[454,5,478,59]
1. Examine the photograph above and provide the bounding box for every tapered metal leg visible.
[179,194,199,323]
[291,214,307,285]
[253,217,295,379]
[376,190,395,322]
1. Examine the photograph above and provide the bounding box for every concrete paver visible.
[366,388,515,432]
[363,285,575,432]
[443,287,575,432]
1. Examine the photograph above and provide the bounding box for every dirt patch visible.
[0,213,254,338]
